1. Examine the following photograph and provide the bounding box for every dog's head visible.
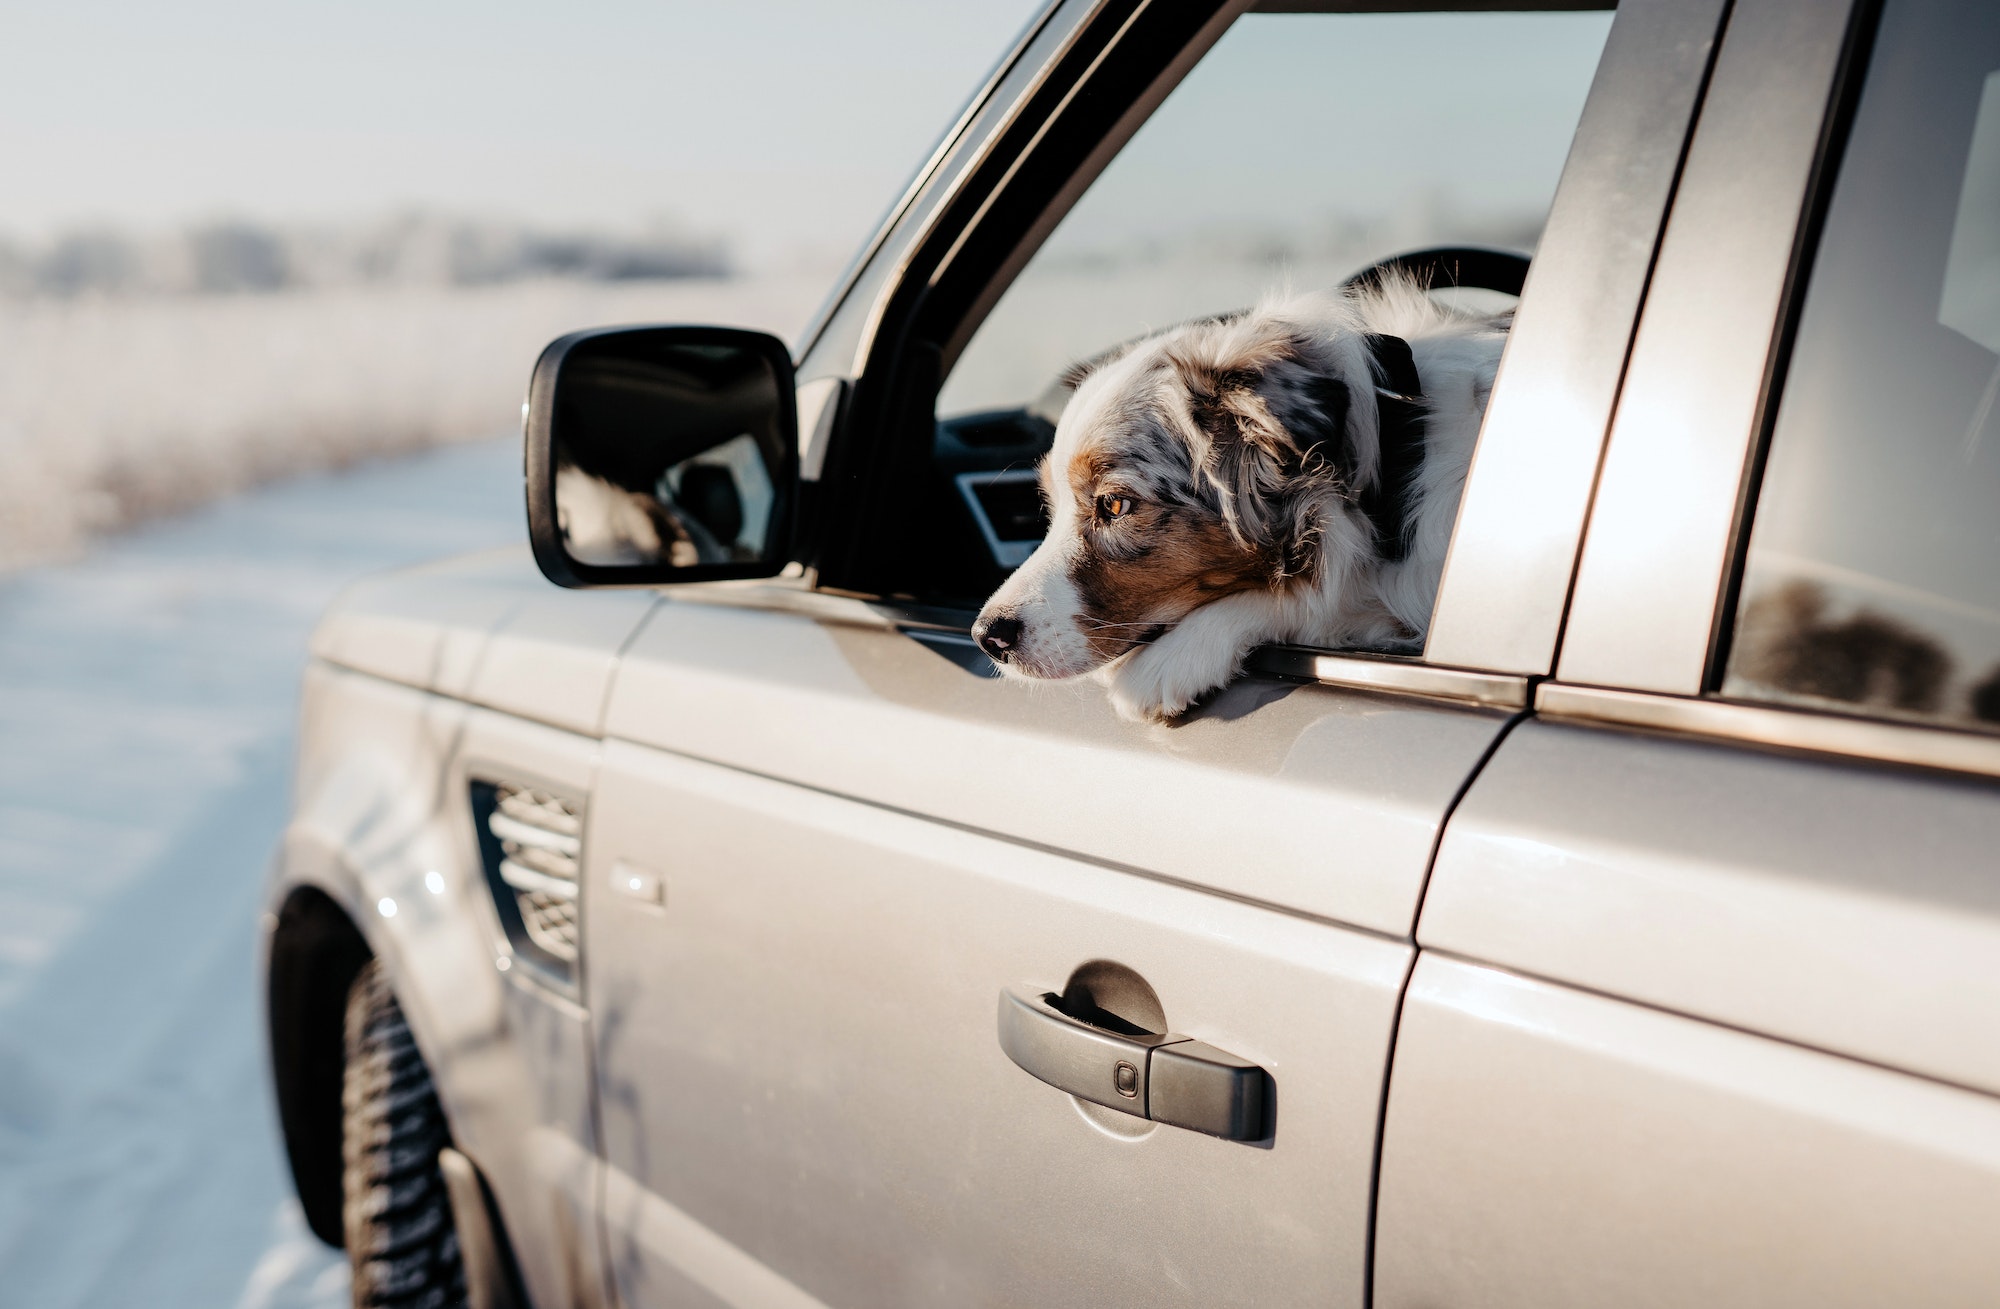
[972,298,1383,679]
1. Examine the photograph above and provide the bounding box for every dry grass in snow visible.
[0,273,830,569]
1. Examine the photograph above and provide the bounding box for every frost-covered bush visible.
[0,214,731,300]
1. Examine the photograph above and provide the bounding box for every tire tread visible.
[342,959,468,1309]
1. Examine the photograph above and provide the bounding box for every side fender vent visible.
[470,781,582,990]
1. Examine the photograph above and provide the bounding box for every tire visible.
[342,959,468,1309]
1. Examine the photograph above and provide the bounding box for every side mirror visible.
[524,325,798,587]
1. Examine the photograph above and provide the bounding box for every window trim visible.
[1544,0,2000,781]
[791,1,1072,370]
[811,0,1246,594]
[1536,682,2000,783]
[1553,0,1878,695]
[1422,0,1731,675]
[1250,647,1532,709]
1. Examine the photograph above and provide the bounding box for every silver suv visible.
[264,1,2000,1306]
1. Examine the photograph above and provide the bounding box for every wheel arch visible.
[265,882,373,1248]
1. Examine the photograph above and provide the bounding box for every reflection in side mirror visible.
[524,325,798,587]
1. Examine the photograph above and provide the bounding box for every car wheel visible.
[342,958,468,1309]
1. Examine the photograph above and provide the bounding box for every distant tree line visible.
[0,214,731,297]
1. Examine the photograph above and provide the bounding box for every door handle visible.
[996,986,1266,1140]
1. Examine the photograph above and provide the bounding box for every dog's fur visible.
[972,273,1508,721]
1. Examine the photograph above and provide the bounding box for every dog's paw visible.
[1104,638,1232,723]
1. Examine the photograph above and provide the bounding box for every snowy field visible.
[0,437,527,1307]
[0,273,830,570]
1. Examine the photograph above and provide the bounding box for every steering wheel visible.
[1341,245,1531,297]
[1025,245,1533,422]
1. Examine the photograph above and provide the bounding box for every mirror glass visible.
[552,333,788,569]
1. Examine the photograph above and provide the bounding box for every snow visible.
[0,436,526,1307]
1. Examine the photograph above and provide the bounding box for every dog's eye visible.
[1097,494,1137,521]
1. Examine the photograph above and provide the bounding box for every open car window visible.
[931,6,1614,610]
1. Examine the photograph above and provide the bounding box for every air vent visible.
[470,781,582,988]
[956,469,1048,569]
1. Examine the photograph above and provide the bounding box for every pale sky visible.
[1046,10,1612,252]
[0,2,1611,273]
[0,0,1045,268]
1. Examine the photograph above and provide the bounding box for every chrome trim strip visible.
[498,858,579,901]
[519,914,579,964]
[796,377,844,482]
[1249,646,1531,710]
[487,811,582,857]
[1536,683,2000,780]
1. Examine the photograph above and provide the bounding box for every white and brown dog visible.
[971,272,1508,721]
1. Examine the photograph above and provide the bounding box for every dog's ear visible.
[1269,374,1352,579]
[1058,340,1140,394]
[1167,345,1342,569]
[1058,358,1096,391]
[1289,374,1353,470]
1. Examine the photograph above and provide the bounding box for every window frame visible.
[1537,0,2000,781]
[788,0,1705,700]
[1556,0,1878,697]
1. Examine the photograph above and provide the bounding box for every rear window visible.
[1722,0,2000,732]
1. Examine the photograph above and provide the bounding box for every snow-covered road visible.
[0,436,525,1307]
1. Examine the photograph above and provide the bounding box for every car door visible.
[578,1,1706,1304]
[1375,1,2000,1303]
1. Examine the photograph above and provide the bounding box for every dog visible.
[970,272,1509,721]
[557,446,753,568]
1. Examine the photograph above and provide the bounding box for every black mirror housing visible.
[524,324,798,588]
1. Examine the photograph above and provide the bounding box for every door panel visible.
[466,586,659,736]
[1420,720,2000,1097]
[586,735,1411,1308]
[1376,956,2000,1308]
[604,594,1510,934]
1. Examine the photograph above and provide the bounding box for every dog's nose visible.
[975,614,1022,663]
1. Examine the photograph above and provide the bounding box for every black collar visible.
[1359,333,1424,562]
